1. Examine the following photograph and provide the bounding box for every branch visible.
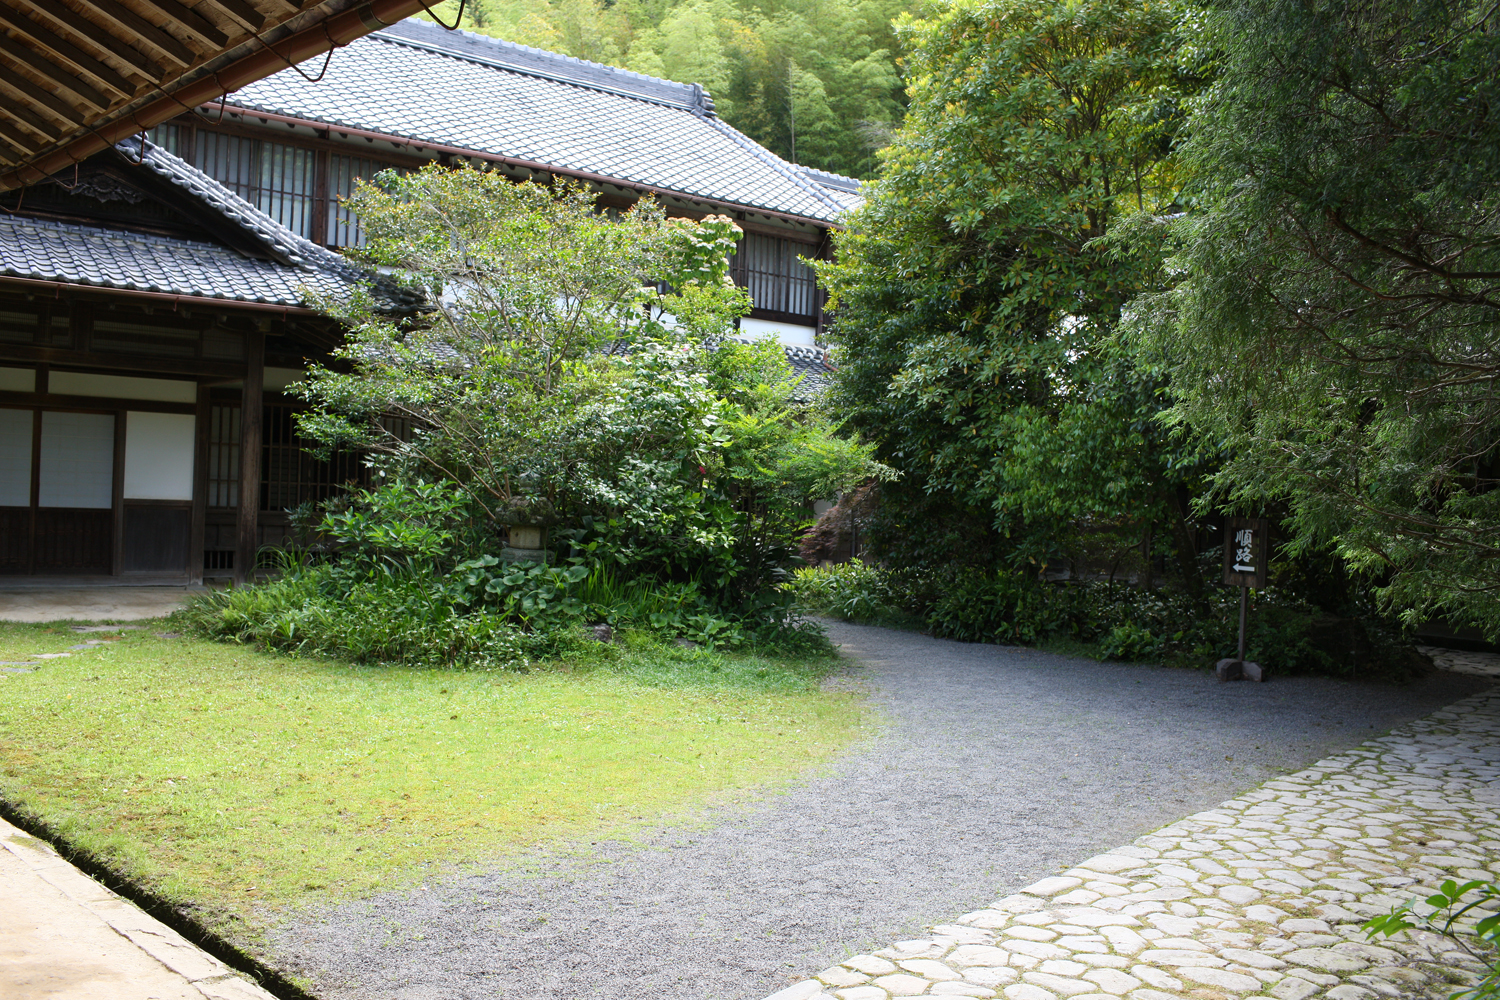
[1325,209,1500,282]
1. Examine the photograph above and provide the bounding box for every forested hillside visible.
[421,0,915,178]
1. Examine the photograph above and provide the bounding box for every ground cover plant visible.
[1367,879,1500,1000]
[0,620,865,958]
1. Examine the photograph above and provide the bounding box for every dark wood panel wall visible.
[0,289,347,582]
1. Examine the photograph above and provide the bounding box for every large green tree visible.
[819,0,1204,580]
[298,166,886,605]
[1146,0,1500,635]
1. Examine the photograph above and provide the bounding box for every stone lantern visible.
[502,524,549,563]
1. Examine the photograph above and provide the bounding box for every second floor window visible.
[196,132,317,239]
[730,233,819,320]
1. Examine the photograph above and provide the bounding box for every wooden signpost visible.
[1218,516,1269,682]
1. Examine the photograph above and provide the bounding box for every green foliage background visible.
[1138,0,1500,638]
[803,0,1500,651]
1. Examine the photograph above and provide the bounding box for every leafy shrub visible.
[785,560,919,628]
[451,555,590,622]
[923,568,1072,644]
[178,566,534,670]
[784,561,1424,679]
[1367,878,1500,1000]
[1099,621,1163,661]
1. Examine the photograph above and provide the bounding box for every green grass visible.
[0,619,867,944]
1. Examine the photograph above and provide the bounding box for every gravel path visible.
[272,623,1488,1000]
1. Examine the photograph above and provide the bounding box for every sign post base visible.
[1216,658,1266,683]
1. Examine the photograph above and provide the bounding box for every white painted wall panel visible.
[0,367,35,392]
[739,317,817,347]
[0,408,32,506]
[50,371,197,403]
[124,412,196,501]
[38,412,114,509]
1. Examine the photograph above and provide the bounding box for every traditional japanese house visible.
[0,14,854,588]
[0,138,418,585]
[0,0,453,588]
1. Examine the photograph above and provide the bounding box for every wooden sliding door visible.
[0,407,115,574]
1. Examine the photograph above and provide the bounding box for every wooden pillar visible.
[235,330,264,586]
[189,384,211,586]
[111,410,125,576]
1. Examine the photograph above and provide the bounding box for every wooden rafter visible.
[0,120,39,160]
[11,0,159,78]
[131,0,228,49]
[0,65,86,127]
[0,0,440,192]
[68,0,197,67]
[199,0,266,33]
[0,103,59,145]
[0,34,108,113]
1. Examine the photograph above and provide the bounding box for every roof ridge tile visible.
[377,19,714,115]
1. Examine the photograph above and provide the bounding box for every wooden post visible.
[1220,516,1269,682]
[235,330,264,586]
[1238,585,1248,663]
[189,384,211,586]
[111,410,125,576]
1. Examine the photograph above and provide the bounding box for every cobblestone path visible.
[768,683,1500,1000]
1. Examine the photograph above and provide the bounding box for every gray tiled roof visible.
[797,166,865,214]
[781,342,835,399]
[0,139,403,310]
[223,18,859,225]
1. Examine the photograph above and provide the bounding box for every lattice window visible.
[195,132,316,238]
[209,403,374,512]
[0,306,38,345]
[146,123,188,160]
[261,403,365,512]
[207,405,240,509]
[729,233,819,319]
[327,155,395,248]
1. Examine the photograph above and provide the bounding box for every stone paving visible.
[767,677,1500,1000]
[0,585,197,623]
[1421,646,1500,680]
[0,815,276,1000]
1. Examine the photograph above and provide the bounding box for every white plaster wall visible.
[0,408,32,506]
[265,367,306,391]
[739,317,817,347]
[0,366,35,392]
[50,371,197,403]
[38,412,114,509]
[124,412,196,501]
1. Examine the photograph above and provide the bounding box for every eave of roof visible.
[0,0,438,193]
[0,139,410,314]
